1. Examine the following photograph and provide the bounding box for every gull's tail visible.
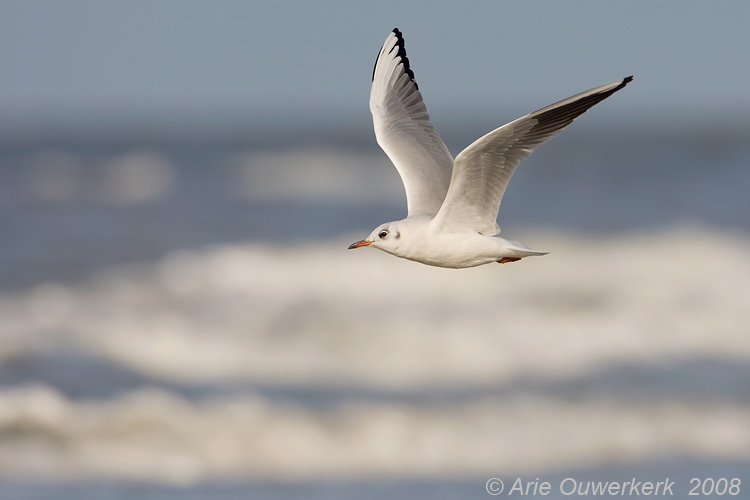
[507,240,549,258]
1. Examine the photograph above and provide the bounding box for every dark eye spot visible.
[378,231,388,239]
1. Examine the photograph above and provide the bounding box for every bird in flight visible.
[349,28,632,268]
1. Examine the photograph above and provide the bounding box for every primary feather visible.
[370,28,454,217]
[433,77,633,235]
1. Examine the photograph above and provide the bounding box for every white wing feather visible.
[370,29,454,217]
[433,77,633,235]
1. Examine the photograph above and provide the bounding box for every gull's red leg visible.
[497,257,522,264]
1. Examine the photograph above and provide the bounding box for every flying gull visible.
[349,28,632,268]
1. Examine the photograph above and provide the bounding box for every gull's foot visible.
[498,257,522,264]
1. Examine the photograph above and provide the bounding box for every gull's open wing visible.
[370,29,454,217]
[433,77,633,235]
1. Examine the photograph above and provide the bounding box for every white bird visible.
[349,28,632,268]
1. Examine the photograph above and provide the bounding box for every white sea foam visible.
[232,148,403,203]
[98,151,174,205]
[4,226,747,387]
[0,384,748,483]
[0,227,748,481]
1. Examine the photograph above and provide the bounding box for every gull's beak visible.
[348,239,372,249]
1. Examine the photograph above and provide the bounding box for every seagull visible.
[349,28,632,268]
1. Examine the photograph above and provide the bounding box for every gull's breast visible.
[404,232,504,269]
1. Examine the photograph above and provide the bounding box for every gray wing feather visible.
[434,77,633,234]
[370,29,454,217]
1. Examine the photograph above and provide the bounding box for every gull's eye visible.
[378,230,388,239]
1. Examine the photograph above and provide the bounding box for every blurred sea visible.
[1,122,749,499]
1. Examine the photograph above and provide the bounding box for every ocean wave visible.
[0,384,748,483]
[0,227,748,481]
[2,226,748,387]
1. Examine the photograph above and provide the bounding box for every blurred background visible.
[1,1,749,498]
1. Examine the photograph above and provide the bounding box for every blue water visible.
[0,124,748,499]
[1,125,748,290]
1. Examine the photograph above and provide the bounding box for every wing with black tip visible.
[370,29,454,217]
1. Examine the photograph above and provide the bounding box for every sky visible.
[2,1,750,140]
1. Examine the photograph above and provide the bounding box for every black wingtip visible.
[611,76,634,94]
[529,76,634,137]
[372,29,401,82]
[371,28,418,89]
[390,28,417,89]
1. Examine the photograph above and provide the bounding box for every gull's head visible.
[348,222,402,253]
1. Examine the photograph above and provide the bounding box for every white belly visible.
[396,232,511,269]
